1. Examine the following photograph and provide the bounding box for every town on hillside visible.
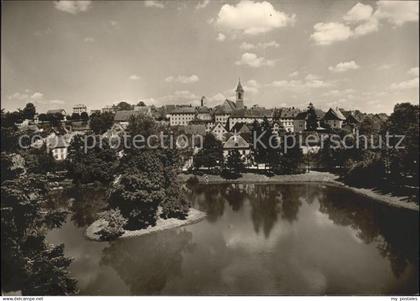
[8,80,389,164]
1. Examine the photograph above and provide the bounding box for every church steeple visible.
[236,78,244,93]
[235,78,244,109]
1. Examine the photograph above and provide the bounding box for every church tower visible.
[235,79,244,109]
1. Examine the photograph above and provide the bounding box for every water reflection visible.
[317,185,419,281]
[46,183,418,295]
[100,229,193,295]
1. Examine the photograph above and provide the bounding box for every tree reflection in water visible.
[188,184,225,223]
[317,185,418,281]
[223,184,247,212]
[46,183,418,295]
[189,183,417,284]
[101,229,194,295]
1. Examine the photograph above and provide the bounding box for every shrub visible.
[186,175,200,188]
[344,158,386,188]
[95,209,127,241]
[220,167,241,179]
[193,170,204,176]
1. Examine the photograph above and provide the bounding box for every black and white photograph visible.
[1,0,419,299]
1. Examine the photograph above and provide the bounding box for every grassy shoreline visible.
[179,171,419,212]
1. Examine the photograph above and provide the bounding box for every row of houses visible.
[17,80,387,164]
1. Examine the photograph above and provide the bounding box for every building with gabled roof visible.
[114,110,152,126]
[293,108,325,132]
[214,99,237,126]
[223,134,251,165]
[211,122,229,141]
[273,107,301,132]
[322,107,346,129]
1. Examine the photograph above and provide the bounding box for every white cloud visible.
[305,74,320,81]
[378,64,393,70]
[353,17,379,36]
[240,42,255,50]
[54,1,91,14]
[323,89,355,97]
[240,40,279,50]
[343,3,373,23]
[165,74,199,84]
[310,22,353,45]
[84,37,95,43]
[235,52,275,68]
[269,75,332,90]
[216,0,295,35]
[390,77,419,90]
[157,90,198,104]
[144,1,165,9]
[289,71,299,78]
[408,67,419,77]
[312,1,418,45]
[243,79,260,93]
[328,60,360,73]
[50,99,65,104]
[30,92,44,100]
[216,33,226,41]
[208,92,228,103]
[8,92,29,101]
[129,74,141,80]
[196,0,210,10]
[259,40,280,49]
[374,1,419,26]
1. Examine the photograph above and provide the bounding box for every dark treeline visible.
[1,104,78,295]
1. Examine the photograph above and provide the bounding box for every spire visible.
[236,78,244,92]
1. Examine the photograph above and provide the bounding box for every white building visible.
[102,105,114,113]
[168,106,196,126]
[228,106,274,130]
[73,104,87,114]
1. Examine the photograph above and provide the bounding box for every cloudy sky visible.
[2,0,419,113]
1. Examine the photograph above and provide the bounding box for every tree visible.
[48,113,63,127]
[66,135,117,185]
[109,114,190,229]
[80,112,89,122]
[252,117,281,169]
[22,103,36,120]
[71,113,80,121]
[114,101,133,111]
[385,103,419,183]
[109,150,166,229]
[223,149,244,178]
[306,103,318,131]
[193,133,223,169]
[1,174,77,295]
[137,101,146,107]
[90,112,115,135]
[23,145,57,174]
[280,139,303,174]
[95,209,127,241]
[38,113,48,122]
[160,149,190,219]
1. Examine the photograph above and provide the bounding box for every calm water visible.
[46,184,419,295]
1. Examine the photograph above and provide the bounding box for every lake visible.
[46,183,419,295]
